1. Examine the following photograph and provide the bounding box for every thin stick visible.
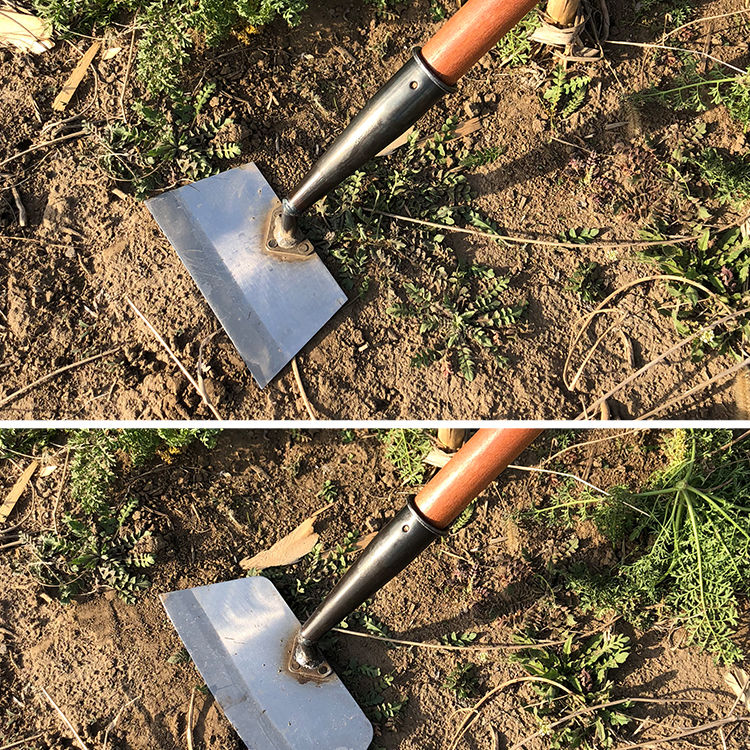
[663,9,750,41]
[292,356,317,420]
[39,687,90,750]
[10,186,26,226]
[102,696,139,750]
[0,348,120,411]
[607,39,747,75]
[0,130,87,170]
[0,235,81,249]
[564,275,733,391]
[52,448,70,536]
[119,19,138,121]
[196,330,219,411]
[0,734,46,750]
[611,717,750,750]
[369,209,703,250]
[637,356,750,420]
[125,296,221,420]
[578,307,750,419]
[506,464,610,495]
[186,687,196,750]
[545,429,644,465]
[447,677,574,750]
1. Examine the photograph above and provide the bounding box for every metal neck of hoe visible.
[291,500,445,671]
[273,47,455,248]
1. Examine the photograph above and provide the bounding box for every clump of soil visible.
[1,429,748,749]
[0,0,748,419]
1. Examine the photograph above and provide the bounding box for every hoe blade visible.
[146,164,347,389]
[160,577,372,750]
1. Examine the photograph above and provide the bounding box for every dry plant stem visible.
[564,274,734,390]
[119,19,137,121]
[0,735,46,750]
[545,429,644,464]
[102,696,139,750]
[547,0,580,27]
[611,717,750,750]
[39,687,90,750]
[663,9,750,41]
[0,348,120,410]
[505,463,610,495]
[567,315,624,391]
[577,306,750,419]
[0,235,81,249]
[196,330,219,409]
[636,355,750,420]
[125,296,221,420]
[0,131,87,170]
[510,697,733,750]
[447,677,575,750]
[607,39,747,75]
[371,209,704,250]
[186,687,196,750]
[291,356,317,420]
[52,448,70,536]
[10,185,26,226]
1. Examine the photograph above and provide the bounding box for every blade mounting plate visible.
[160,577,372,750]
[146,164,347,389]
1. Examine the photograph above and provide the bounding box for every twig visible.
[577,307,750,419]
[636,356,750,420]
[505,464,610,495]
[0,348,120,411]
[333,617,619,652]
[0,235,80,249]
[52,448,70,535]
[119,19,137,121]
[368,209,706,250]
[196,330,219,410]
[544,430,645,465]
[0,130,87,170]
[10,186,26,226]
[0,734,46,750]
[663,9,750,41]
[0,540,24,551]
[39,686,90,750]
[291,356,317,420]
[564,275,733,391]
[125,296,221,420]
[102,696,139,750]
[606,39,747,75]
[511,697,732,749]
[611,716,750,750]
[447,677,574,750]
[186,687,196,750]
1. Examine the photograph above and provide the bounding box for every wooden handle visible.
[421,0,540,85]
[414,428,542,528]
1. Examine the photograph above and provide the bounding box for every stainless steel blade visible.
[146,164,347,388]
[160,577,372,750]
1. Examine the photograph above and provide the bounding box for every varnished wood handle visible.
[421,0,540,85]
[414,428,542,528]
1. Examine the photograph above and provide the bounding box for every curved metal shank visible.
[273,47,455,248]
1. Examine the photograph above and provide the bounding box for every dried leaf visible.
[0,9,53,54]
[102,46,122,60]
[240,516,318,571]
[0,461,38,524]
[39,465,58,478]
[354,531,377,551]
[725,668,750,712]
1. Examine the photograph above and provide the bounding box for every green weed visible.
[443,662,479,700]
[544,66,590,120]
[567,261,606,304]
[98,83,241,198]
[551,430,750,663]
[380,429,432,485]
[511,632,631,750]
[440,630,479,647]
[494,8,540,67]
[29,429,217,603]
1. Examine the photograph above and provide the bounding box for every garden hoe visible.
[161,427,541,749]
[146,0,539,388]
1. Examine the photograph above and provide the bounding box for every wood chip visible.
[0,8,53,54]
[0,461,38,525]
[52,41,101,112]
[353,531,377,551]
[726,668,750,712]
[239,506,332,570]
[424,447,451,468]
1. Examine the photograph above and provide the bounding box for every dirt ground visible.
[1,1,748,420]
[1,429,749,749]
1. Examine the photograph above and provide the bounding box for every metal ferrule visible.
[297,499,445,649]
[284,47,455,219]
